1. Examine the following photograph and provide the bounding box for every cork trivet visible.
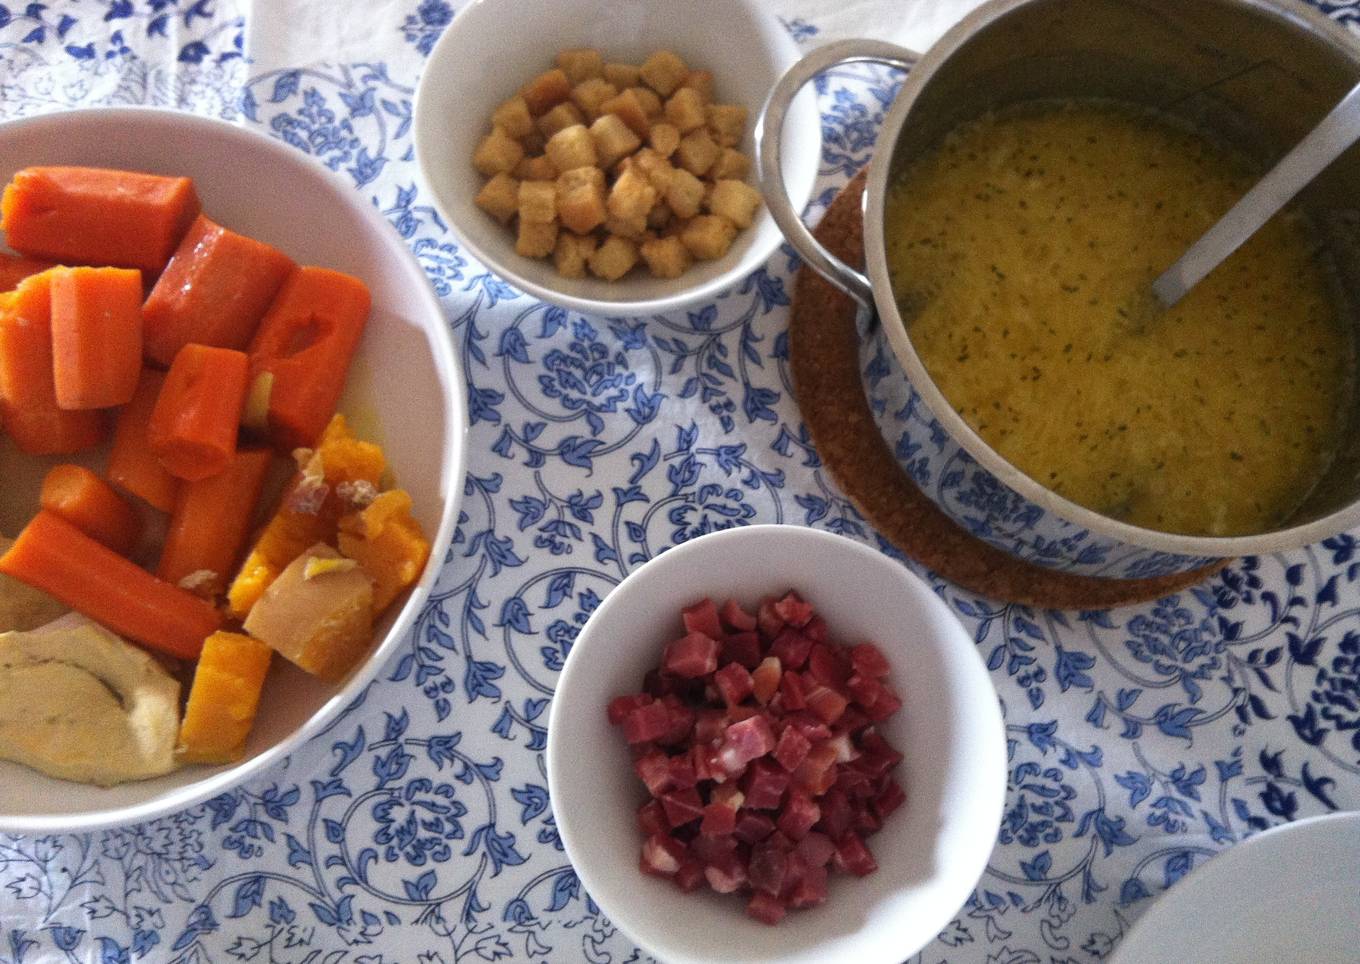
[789,171,1228,608]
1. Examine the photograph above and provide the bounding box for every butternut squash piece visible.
[177,631,272,764]
[338,489,431,615]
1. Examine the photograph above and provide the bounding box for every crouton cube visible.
[608,167,658,222]
[604,62,641,89]
[680,214,737,260]
[640,236,692,278]
[474,172,520,224]
[545,123,597,172]
[521,68,572,115]
[649,122,681,158]
[664,87,707,133]
[553,232,597,279]
[473,127,525,176]
[711,147,751,180]
[600,88,651,136]
[514,154,557,181]
[492,96,534,139]
[557,47,604,84]
[588,235,639,280]
[629,86,663,118]
[518,179,557,223]
[537,101,585,139]
[640,50,689,97]
[706,103,749,147]
[590,113,642,168]
[646,200,673,230]
[631,148,675,193]
[571,78,618,121]
[516,218,558,258]
[605,214,648,240]
[664,167,706,218]
[707,179,762,229]
[556,167,608,234]
[675,128,720,176]
[681,70,714,102]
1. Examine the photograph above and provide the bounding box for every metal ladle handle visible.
[756,39,919,310]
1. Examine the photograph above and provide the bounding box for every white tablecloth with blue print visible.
[2,2,1360,962]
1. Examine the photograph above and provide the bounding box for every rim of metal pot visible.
[861,0,1360,559]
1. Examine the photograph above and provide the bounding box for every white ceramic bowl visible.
[0,107,467,833]
[412,0,820,316]
[546,525,1006,964]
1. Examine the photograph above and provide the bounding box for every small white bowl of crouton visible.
[412,0,820,316]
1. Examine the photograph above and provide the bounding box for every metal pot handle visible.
[756,39,919,309]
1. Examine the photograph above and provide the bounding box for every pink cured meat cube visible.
[773,591,814,627]
[701,800,738,835]
[780,670,808,710]
[691,831,738,863]
[717,715,776,775]
[818,788,855,839]
[748,837,790,895]
[640,833,688,876]
[608,692,652,725]
[694,708,727,744]
[720,598,758,633]
[833,833,879,877]
[807,644,850,687]
[664,631,720,678]
[785,711,831,743]
[734,809,776,844]
[658,696,697,745]
[757,599,785,641]
[795,831,836,868]
[874,777,907,820]
[834,705,871,737]
[834,764,874,799]
[675,859,706,892]
[770,629,814,670]
[788,864,828,908]
[845,672,884,711]
[742,759,790,810]
[633,750,675,796]
[751,656,782,704]
[668,753,698,790]
[682,598,724,640]
[802,614,828,643]
[721,630,761,669]
[622,701,672,744]
[777,791,821,840]
[826,732,859,763]
[712,782,745,810]
[704,851,749,893]
[637,798,668,836]
[850,642,892,679]
[855,806,884,835]
[857,730,904,777]
[661,788,704,828]
[805,682,849,725]
[746,889,787,925]
[773,725,812,772]
[714,662,754,706]
[793,743,839,796]
[866,685,903,722]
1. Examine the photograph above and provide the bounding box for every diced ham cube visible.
[691,743,724,783]
[795,831,836,868]
[641,833,688,876]
[608,692,653,725]
[746,889,787,925]
[623,701,672,744]
[691,831,738,863]
[748,838,790,896]
[873,777,907,820]
[788,863,828,908]
[792,743,838,796]
[804,682,849,725]
[637,798,668,836]
[704,852,748,893]
[770,629,814,670]
[834,705,871,737]
[845,672,884,711]
[721,630,762,669]
[742,759,789,810]
[757,599,785,641]
[802,614,828,643]
[675,859,706,892]
[633,750,675,796]
[658,695,697,745]
[856,730,904,777]
[780,669,807,710]
[712,782,745,810]
[833,833,878,877]
[773,591,814,627]
[727,704,760,724]
[701,801,738,835]
[818,788,855,839]
[826,732,859,763]
[717,715,776,775]
[773,725,811,772]
[663,631,720,678]
[734,809,776,844]
[720,598,758,633]
[752,656,782,704]
[807,643,850,687]
[661,788,704,828]
[854,806,883,835]
[834,764,874,799]
[866,685,903,722]
[668,753,698,790]
[682,598,723,640]
[850,642,892,679]
[714,662,754,705]
[695,708,727,744]
[785,711,831,743]
[776,791,821,840]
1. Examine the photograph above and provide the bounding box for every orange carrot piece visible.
[248,267,371,450]
[40,463,143,556]
[0,166,200,273]
[143,215,295,367]
[0,270,104,454]
[50,266,144,410]
[158,446,273,595]
[107,369,179,512]
[0,252,55,292]
[148,344,248,482]
[0,510,221,659]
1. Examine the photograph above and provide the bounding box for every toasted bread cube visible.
[605,214,648,240]
[608,167,658,223]
[516,218,558,258]
[571,78,618,121]
[711,147,751,180]
[553,232,597,279]
[646,200,673,230]
[536,101,585,139]
[629,86,663,118]
[557,47,604,84]
[518,179,557,223]
[640,50,688,97]
[604,62,641,89]
[492,95,535,139]
[588,234,639,280]
[681,70,715,102]
[676,128,720,176]
[706,103,749,148]
[545,123,597,173]
[664,167,706,219]
[590,113,642,168]
[600,88,651,137]
[556,167,608,235]
[640,235,692,278]
[707,179,762,229]
[514,154,557,181]
[665,87,708,134]
[631,148,675,193]
[649,122,681,158]
[521,68,572,115]
[474,172,521,224]
[473,127,525,176]
[681,214,737,260]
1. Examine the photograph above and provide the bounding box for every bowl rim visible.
[410,0,816,317]
[0,105,469,834]
[860,0,1360,558]
[545,523,1007,964]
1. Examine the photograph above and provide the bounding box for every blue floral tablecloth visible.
[3,2,1360,962]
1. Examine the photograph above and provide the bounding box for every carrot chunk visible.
[107,369,179,512]
[40,463,143,556]
[0,166,200,272]
[158,447,273,596]
[148,343,248,482]
[142,215,296,367]
[50,266,143,410]
[0,252,55,292]
[248,267,370,450]
[177,631,273,764]
[0,510,221,660]
[0,270,104,454]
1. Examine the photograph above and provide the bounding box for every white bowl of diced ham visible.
[546,524,1006,964]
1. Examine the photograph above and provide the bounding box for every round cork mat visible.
[788,172,1228,608]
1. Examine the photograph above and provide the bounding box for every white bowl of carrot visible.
[0,108,467,832]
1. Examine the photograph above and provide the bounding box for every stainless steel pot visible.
[758,0,1360,580]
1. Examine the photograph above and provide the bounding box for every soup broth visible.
[884,101,1354,537]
